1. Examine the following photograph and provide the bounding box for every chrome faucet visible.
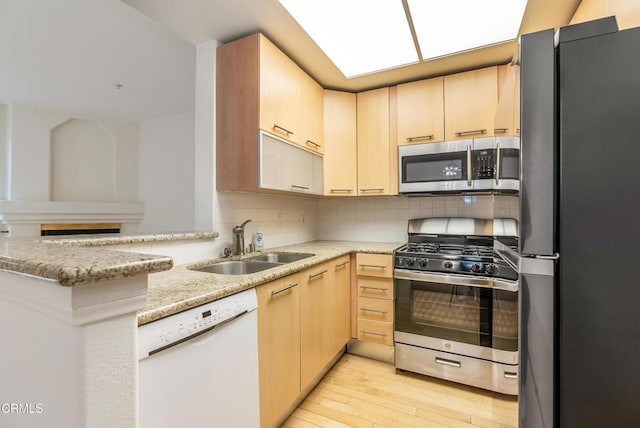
[232,219,252,255]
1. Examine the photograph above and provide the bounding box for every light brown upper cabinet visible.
[356,87,398,196]
[259,35,303,144]
[396,77,445,145]
[217,33,324,194]
[570,0,640,30]
[299,72,324,154]
[494,64,520,137]
[444,66,498,141]
[323,90,357,196]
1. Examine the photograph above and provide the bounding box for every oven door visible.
[394,270,518,364]
[398,140,473,193]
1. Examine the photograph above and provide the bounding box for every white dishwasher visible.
[138,288,259,428]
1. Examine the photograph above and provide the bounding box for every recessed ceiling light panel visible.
[279,0,419,78]
[407,0,528,60]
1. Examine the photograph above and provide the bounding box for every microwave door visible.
[399,140,473,193]
[496,136,520,192]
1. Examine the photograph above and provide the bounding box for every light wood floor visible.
[282,353,518,428]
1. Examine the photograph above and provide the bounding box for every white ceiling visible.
[0,0,196,121]
[0,0,581,122]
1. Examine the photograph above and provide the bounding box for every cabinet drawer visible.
[357,319,393,346]
[356,253,393,278]
[357,277,393,300]
[357,297,393,323]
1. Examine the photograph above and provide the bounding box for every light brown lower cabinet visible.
[257,255,351,428]
[354,253,395,347]
[256,272,302,428]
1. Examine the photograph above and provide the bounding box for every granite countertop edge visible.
[0,231,219,287]
[42,231,219,247]
[139,240,402,326]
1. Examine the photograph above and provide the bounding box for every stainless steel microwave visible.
[398,137,520,194]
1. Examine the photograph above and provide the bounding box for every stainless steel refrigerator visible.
[519,17,640,428]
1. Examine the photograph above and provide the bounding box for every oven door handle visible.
[394,269,518,292]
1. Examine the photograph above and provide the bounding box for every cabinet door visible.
[256,274,301,428]
[282,140,313,192]
[494,64,517,136]
[326,255,351,358]
[300,73,324,154]
[311,154,324,194]
[397,77,445,145]
[300,261,331,389]
[261,132,320,194]
[357,87,391,196]
[444,66,498,141]
[323,90,357,196]
[259,35,302,144]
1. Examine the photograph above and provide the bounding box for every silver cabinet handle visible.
[360,330,387,337]
[309,269,328,279]
[504,371,518,379]
[359,264,387,269]
[271,282,298,296]
[494,128,509,133]
[360,285,389,291]
[435,357,461,368]
[291,185,309,190]
[455,129,486,136]
[360,188,384,192]
[360,308,388,314]
[406,135,434,142]
[466,144,472,186]
[273,124,293,135]
[330,189,354,193]
[335,260,349,268]
[305,140,321,148]
[495,141,501,185]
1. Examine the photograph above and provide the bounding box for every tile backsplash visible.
[213,191,319,253]
[318,195,519,243]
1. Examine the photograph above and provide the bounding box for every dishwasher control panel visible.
[138,288,258,359]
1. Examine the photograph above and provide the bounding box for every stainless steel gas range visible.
[394,218,519,395]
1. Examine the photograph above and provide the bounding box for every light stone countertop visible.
[139,240,402,326]
[0,240,173,287]
[42,231,219,246]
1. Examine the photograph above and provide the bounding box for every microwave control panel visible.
[473,149,496,179]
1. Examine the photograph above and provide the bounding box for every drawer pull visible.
[359,264,387,269]
[360,188,384,192]
[360,308,388,314]
[335,260,350,268]
[330,188,354,193]
[406,135,434,142]
[504,371,518,380]
[291,185,310,190]
[273,124,294,136]
[305,139,321,149]
[455,129,486,136]
[309,269,328,279]
[494,127,509,133]
[360,330,387,337]
[435,357,461,368]
[360,285,389,291]
[271,283,298,296]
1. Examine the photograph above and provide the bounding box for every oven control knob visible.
[444,261,453,269]
[418,259,427,267]
[485,264,498,275]
[471,263,482,272]
[407,258,416,266]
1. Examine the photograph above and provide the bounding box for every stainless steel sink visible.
[190,260,282,275]
[245,252,315,263]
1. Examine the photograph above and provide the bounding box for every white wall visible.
[137,111,195,233]
[318,195,519,243]
[3,104,138,202]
